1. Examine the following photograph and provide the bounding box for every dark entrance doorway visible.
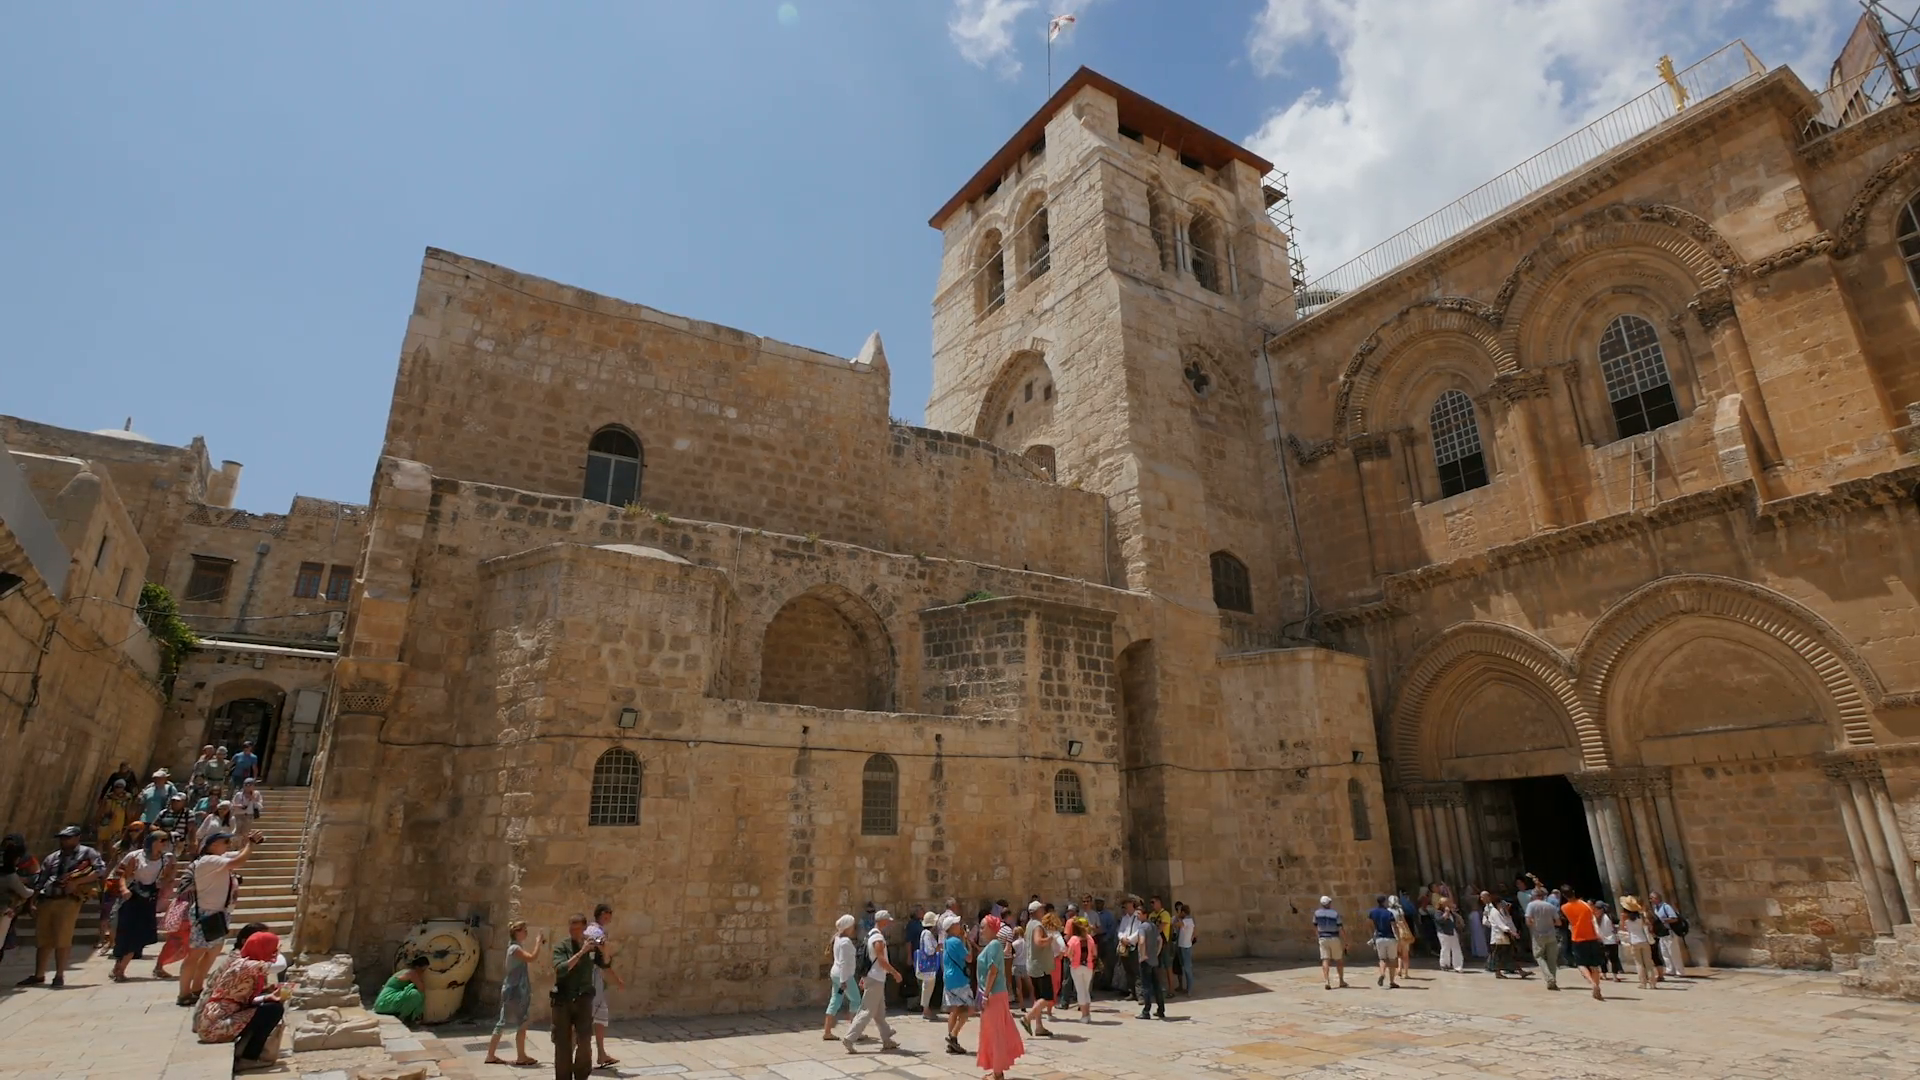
[206,698,277,777]
[1470,775,1604,901]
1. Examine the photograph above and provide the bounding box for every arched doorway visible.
[206,697,279,775]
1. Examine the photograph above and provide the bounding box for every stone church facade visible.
[287,50,1920,1012]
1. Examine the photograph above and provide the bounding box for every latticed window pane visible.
[184,556,233,603]
[293,561,323,599]
[324,564,354,602]
[1429,389,1489,498]
[1900,198,1920,291]
[584,428,643,506]
[589,748,641,826]
[1599,315,1680,438]
[1210,551,1252,613]
[861,754,898,836]
[1053,769,1086,814]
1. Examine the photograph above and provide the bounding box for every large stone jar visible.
[398,920,481,1024]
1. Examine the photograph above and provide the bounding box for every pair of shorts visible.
[1372,936,1397,962]
[1030,972,1054,1001]
[1567,939,1603,968]
[944,984,975,1008]
[1317,937,1344,961]
[35,897,81,949]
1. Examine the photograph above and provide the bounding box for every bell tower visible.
[925,69,1316,911]
[926,67,1303,618]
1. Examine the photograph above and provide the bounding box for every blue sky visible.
[1,1,1855,510]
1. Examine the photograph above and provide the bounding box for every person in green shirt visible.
[551,914,606,1080]
[373,955,429,1024]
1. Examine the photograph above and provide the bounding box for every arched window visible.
[977,230,1006,317]
[584,427,642,506]
[1053,768,1087,814]
[1597,315,1680,438]
[1189,212,1225,294]
[589,747,641,826]
[1023,444,1056,479]
[1429,389,1489,498]
[1210,551,1252,613]
[1899,192,1920,293]
[1147,186,1173,271]
[861,754,899,836]
[1347,778,1372,841]
[1024,200,1051,282]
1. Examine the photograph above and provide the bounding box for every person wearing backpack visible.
[1433,897,1465,972]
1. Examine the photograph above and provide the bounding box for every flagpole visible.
[1046,16,1052,96]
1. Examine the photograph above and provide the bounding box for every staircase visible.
[228,786,312,946]
[1841,923,1920,1001]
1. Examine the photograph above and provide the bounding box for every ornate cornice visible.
[1832,145,1920,258]
[1488,371,1552,402]
[1817,750,1887,785]
[1287,434,1336,466]
[1801,97,1920,171]
[1567,765,1672,799]
[1402,781,1469,808]
[1746,231,1834,278]
[1349,432,1395,461]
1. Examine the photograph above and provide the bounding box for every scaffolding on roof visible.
[1261,169,1311,294]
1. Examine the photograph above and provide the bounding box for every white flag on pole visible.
[1048,13,1076,42]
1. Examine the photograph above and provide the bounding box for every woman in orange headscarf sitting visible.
[196,929,288,1069]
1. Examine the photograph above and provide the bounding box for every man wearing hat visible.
[19,826,105,986]
[841,909,900,1053]
[137,769,177,824]
[1312,895,1347,990]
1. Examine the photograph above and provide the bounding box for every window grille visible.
[861,754,898,836]
[184,556,233,603]
[1027,205,1051,281]
[1210,551,1252,613]
[589,747,641,826]
[979,232,1006,316]
[1429,389,1489,498]
[324,564,354,602]
[1598,315,1680,437]
[1053,769,1086,814]
[293,561,324,599]
[1348,778,1372,841]
[584,427,643,506]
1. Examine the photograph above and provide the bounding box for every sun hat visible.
[873,909,892,922]
[1028,900,1042,912]
[922,910,939,928]
[1319,895,1333,906]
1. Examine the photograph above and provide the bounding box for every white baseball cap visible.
[1028,900,1043,912]
[1320,896,1333,906]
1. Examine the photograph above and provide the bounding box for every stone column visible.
[1642,769,1709,967]
[1570,773,1637,901]
[1690,284,1781,465]
[1452,802,1479,889]
[1835,785,1895,935]
[1823,752,1916,929]
[1487,373,1557,530]
[1411,801,1437,886]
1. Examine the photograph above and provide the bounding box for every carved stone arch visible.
[1512,250,1701,373]
[1573,574,1885,748]
[1832,145,1920,258]
[1334,301,1509,442]
[973,349,1057,446]
[1495,203,1742,346]
[752,581,897,712]
[1389,621,1600,785]
[1011,184,1052,283]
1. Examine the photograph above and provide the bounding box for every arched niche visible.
[756,585,894,712]
[973,350,1057,450]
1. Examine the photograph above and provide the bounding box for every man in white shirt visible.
[841,910,899,1054]
[1114,899,1144,999]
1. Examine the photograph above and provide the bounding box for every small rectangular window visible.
[184,556,233,604]
[1118,124,1143,143]
[94,535,111,569]
[1025,381,1034,401]
[115,567,131,601]
[293,561,324,599]
[324,564,354,603]
[1044,384,1053,401]
[1180,153,1204,172]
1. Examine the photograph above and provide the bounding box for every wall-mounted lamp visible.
[1066,740,1084,758]
[616,707,638,729]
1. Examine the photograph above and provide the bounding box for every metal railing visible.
[1293,40,1767,317]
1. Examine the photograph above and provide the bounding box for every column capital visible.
[1569,766,1671,799]
[1688,283,1737,332]
[1402,780,1467,807]
[1818,749,1887,785]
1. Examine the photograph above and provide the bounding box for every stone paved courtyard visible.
[424,958,1919,1080]
[6,951,1920,1079]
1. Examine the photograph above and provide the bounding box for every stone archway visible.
[756,585,894,711]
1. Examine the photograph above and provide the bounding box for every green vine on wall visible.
[137,582,197,675]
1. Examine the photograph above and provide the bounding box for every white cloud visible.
[950,0,1039,73]
[1244,0,1857,283]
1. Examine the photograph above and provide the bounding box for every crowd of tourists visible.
[0,744,281,1069]
[1309,874,1690,1000]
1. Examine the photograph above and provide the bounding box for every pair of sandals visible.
[15,974,62,987]
[176,990,200,1007]
[482,1056,539,1067]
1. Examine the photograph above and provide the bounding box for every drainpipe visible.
[233,541,271,635]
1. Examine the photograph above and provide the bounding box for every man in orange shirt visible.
[1558,886,1605,1001]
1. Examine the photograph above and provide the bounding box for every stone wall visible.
[164,496,368,645]
[0,451,166,845]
